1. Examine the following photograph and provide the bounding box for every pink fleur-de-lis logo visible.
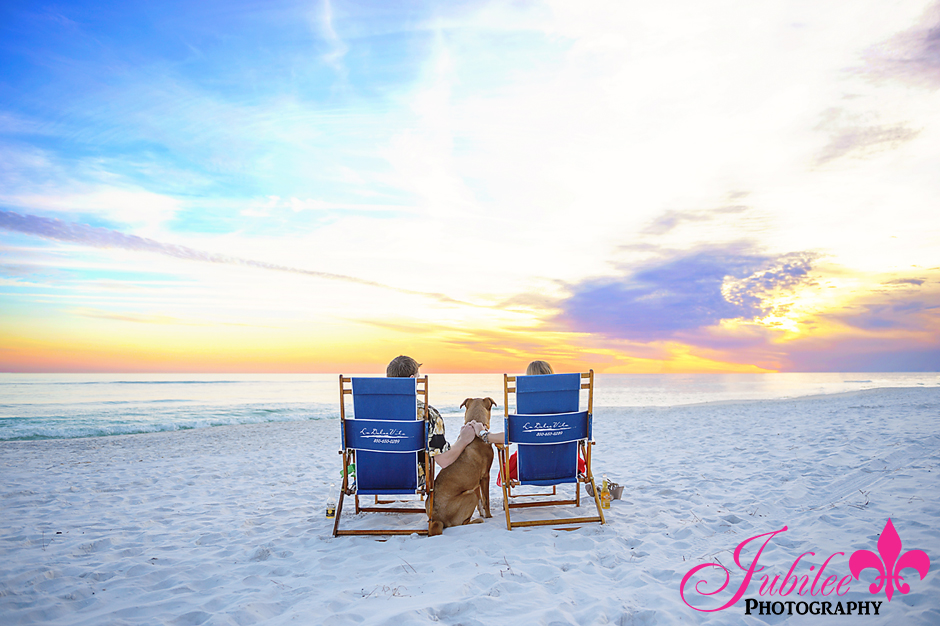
[849,519,931,601]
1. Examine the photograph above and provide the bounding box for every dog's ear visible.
[460,398,472,409]
[485,397,497,410]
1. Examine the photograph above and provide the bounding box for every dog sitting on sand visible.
[427,398,496,536]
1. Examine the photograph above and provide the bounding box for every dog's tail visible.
[429,520,444,537]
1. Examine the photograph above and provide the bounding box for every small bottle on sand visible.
[600,475,611,510]
[326,483,337,519]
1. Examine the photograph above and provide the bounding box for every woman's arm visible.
[469,421,504,445]
[432,423,477,469]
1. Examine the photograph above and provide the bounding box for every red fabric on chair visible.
[497,452,518,486]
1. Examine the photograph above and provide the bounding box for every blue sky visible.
[1,0,939,372]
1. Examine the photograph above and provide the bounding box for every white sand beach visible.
[2,387,938,625]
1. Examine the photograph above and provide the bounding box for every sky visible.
[1,0,939,374]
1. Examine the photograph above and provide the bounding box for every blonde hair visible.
[525,360,554,375]
[387,355,421,377]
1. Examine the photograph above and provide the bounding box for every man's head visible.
[387,355,421,378]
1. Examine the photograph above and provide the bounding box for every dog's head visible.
[459,397,496,428]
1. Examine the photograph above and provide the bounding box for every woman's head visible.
[525,360,554,375]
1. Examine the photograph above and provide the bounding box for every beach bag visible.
[585,480,624,500]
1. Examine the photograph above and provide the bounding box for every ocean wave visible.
[1,399,198,411]
[0,401,341,441]
[0,412,337,441]
[0,380,251,386]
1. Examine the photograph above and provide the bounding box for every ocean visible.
[1,372,938,441]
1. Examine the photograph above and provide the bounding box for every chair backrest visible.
[504,372,593,486]
[516,372,582,414]
[341,377,427,495]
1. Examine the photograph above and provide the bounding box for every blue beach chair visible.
[333,375,435,537]
[498,370,605,530]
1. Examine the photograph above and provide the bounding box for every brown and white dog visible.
[427,397,496,536]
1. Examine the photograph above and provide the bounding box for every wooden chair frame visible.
[497,370,605,530]
[332,375,436,537]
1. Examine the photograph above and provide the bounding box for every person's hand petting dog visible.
[470,420,502,444]
[453,422,478,446]
[434,421,482,469]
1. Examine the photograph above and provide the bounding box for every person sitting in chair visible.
[386,355,479,470]
[479,360,586,483]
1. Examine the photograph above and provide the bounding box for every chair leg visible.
[332,487,346,537]
[587,474,606,524]
[499,448,513,530]
[333,453,351,537]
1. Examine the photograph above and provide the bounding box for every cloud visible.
[785,342,940,372]
[830,299,940,332]
[814,108,921,165]
[0,111,53,135]
[884,278,926,286]
[861,1,940,88]
[317,0,349,80]
[71,308,269,328]
[353,317,653,373]
[239,195,412,217]
[555,245,818,341]
[816,125,921,165]
[2,188,183,231]
[0,210,470,306]
[0,263,44,277]
[642,206,749,236]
